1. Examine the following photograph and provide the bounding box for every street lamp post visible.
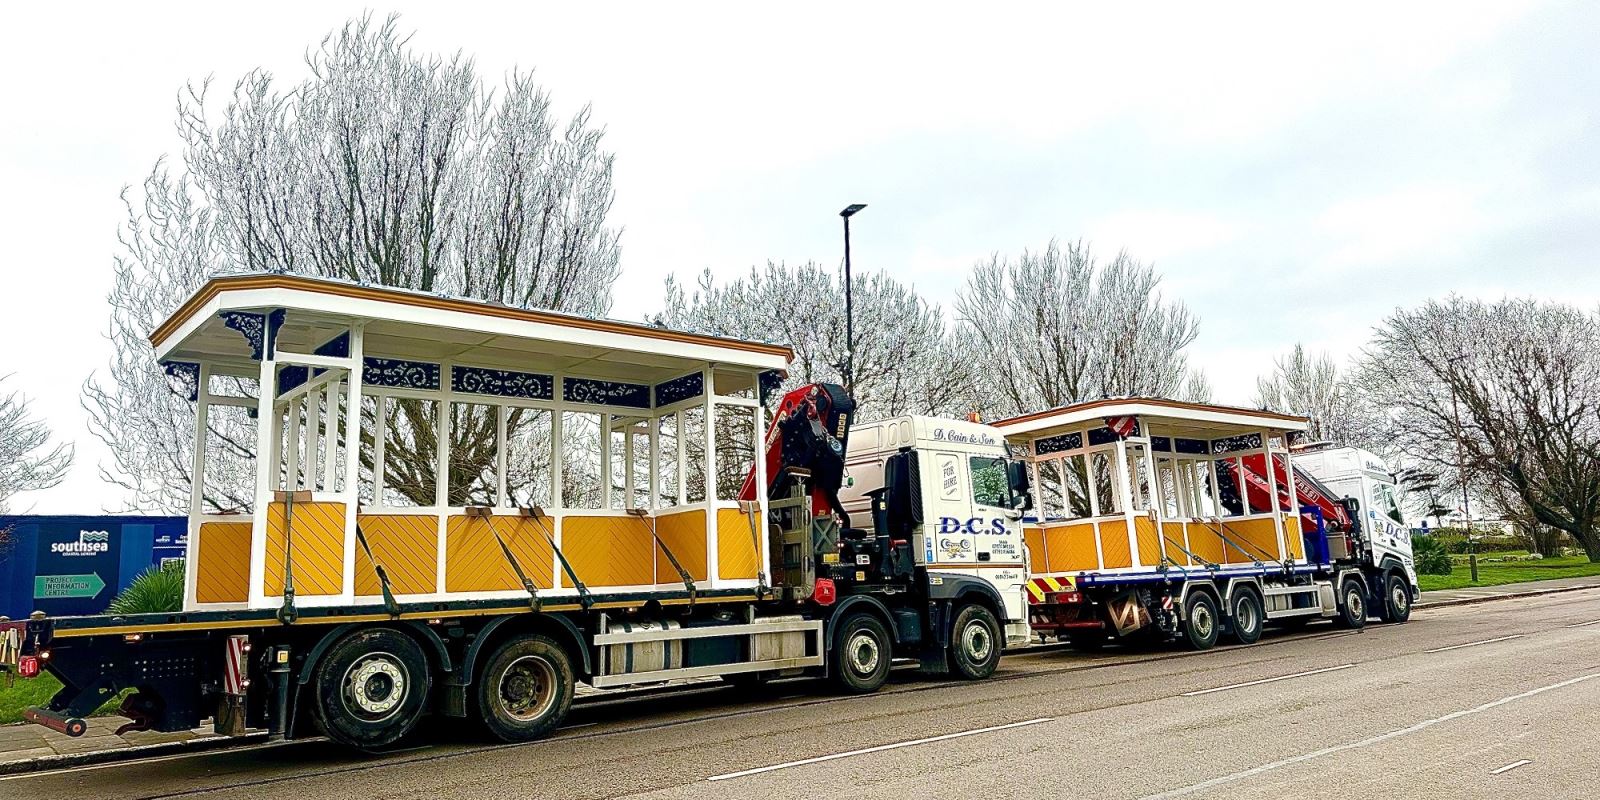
[1447,354,1477,583]
[839,203,866,392]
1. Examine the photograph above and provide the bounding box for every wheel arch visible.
[296,621,452,686]
[460,613,592,686]
[826,595,897,643]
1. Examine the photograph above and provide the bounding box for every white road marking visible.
[1424,634,1524,653]
[1138,670,1600,800]
[1490,759,1532,775]
[1180,664,1356,697]
[705,717,1054,781]
[1563,619,1600,628]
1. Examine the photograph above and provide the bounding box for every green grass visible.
[1418,554,1600,592]
[0,673,64,725]
[0,674,127,725]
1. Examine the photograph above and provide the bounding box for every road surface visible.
[8,587,1600,799]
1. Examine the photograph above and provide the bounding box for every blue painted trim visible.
[452,366,553,400]
[653,372,703,407]
[363,357,441,390]
[563,377,649,408]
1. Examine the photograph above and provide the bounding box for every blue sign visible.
[0,516,186,619]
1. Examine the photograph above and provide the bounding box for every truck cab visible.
[1292,444,1419,592]
[839,416,1032,647]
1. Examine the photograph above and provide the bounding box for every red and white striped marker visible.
[223,635,249,695]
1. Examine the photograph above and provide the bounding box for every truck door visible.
[962,454,1029,626]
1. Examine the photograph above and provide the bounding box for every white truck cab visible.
[840,416,1032,646]
[1293,444,1419,589]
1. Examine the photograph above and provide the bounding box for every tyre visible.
[1334,578,1369,629]
[831,612,892,693]
[312,627,432,750]
[476,634,576,743]
[949,604,1003,680]
[1381,572,1413,624]
[1181,591,1220,651]
[1225,589,1264,645]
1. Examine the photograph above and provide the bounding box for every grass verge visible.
[1418,555,1600,592]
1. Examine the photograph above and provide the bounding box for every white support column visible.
[551,391,565,508]
[1262,429,1287,561]
[496,404,509,508]
[600,413,613,509]
[1140,441,1164,564]
[752,393,769,573]
[675,411,686,505]
[183,362,212,609]
[1283,433,1303,564]
[648,411,661,510]
[702,366,718,583]
[246,357,279,609]
[285,395,302,492]
[373,395,388,505]
[321,381,338,493]
[435,364,452,594]
[1114,440,1140,567]
[624,422,635,509]
[339,325,364,602]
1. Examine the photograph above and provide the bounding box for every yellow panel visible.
[1023,526,1046,570]
[1161,522,1191,566]
[1233,517,1283,562]
[1043,522,1098,572]
[1098,519,1133,569]
[196,521,252,603]
[1134,516,1163,567]
[1189,523,1226,565]
[355,515,439,596]
[655,509,709,583]
[717,508,760,581]
[264,501,347,597]
[444,515,555,593]
[563,515,655,587]
[1284,515,1306,560]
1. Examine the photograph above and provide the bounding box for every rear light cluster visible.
[812,578,837,606]
[17,655,41,678]
[1049,591,1084,605]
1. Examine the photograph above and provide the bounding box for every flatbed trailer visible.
[0,274,1028,748]
[994,398,1418,650]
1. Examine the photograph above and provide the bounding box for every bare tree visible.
[84,14,622,512]
[653,263,977,502]
[954,239,1208,417]
[656,263,981,421]
[0,375,74,514]
[1354,297,1600,562]
[1253,343,1360,443]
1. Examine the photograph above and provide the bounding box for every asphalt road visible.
[8,588,1600,800]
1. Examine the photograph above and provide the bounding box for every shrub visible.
[107,561,185,615]
[1411,535,1453,576]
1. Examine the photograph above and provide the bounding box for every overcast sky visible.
[2,1,1597,513]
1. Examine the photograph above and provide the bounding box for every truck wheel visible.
[313,627,431,750]
[949,604,1002,680]
[1334,578,1368,629]
[1225,589,1264,645]
[476,634,576,743]
[1182,592,1220,651]
[1381,573,1413,624]
[831,612,892,693]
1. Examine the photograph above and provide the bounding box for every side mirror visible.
[883,451,924,529]
[1007,460,1032,511]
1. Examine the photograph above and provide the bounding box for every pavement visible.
[3,574,1599,798]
